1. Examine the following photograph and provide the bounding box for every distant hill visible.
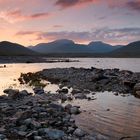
[30,39,92,54]
[0,41,37,56]
[30,39,122,54]
[110,41,140,57]
[88,41,122,53]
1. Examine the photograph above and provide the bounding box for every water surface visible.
[0,58,140,139]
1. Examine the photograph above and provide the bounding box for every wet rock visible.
[67,127,75,134]
[71,89,82,95]
[3,89,19,99]
[17,131,27,136]
[0,134,6,139]
[59,88,69,94]
[19,90,29,96]
[48,103,64,111]
[61,94,68,102]
[34,136,42,140]
[30,120,41,129]
[74,128,86,137]
[24,118,32,126]
[74,93,87,99]
[33,87,44,94]
[134,83,140,97]
[39,128,65,139]
[65,104,72,110]
[70,107,80,114]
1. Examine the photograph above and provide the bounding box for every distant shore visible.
[0,56,79,64]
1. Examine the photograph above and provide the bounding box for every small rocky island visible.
[0,67,140,140]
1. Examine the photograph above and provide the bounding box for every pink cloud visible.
[0,9,51,22]
[0,9,51,23]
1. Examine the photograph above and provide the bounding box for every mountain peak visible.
[53,39,75,44]
[88,41,109,46]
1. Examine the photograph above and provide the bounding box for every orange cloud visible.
[0,9,51,23]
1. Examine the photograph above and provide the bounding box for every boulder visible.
[74,128,86,137]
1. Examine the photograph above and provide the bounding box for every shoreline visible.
[0,56,79,64]
[0,67,140,139]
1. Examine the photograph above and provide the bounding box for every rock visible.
[0,134,6,139]
[74,128,86,137]
[19,125,27,131]
[65,104,72,110]
[61,94,68,102]
[39,128,65,139]
[30,120,41,129]
[19,90,29,97]
[96,134,109,140]
[34,136,42,140]
[83,135,96,140]
[134,83,140,97]
[24,118,32,126]
[70,107,80,114]
[48,103,64,111]
[33,87,44,94]
[17,131,27,136]
[71,89,82,95]
[134,83,140,91]
[67,127,75,134]
[59,88,69,94]
[3,89,19,99]
[74,93,87,99]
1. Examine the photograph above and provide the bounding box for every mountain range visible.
[29,39,122,54]
[0,40,139,57]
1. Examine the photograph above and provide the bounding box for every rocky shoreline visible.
[19,67,140,97]
[0,67,140,140]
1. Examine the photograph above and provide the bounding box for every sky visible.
[0,0,140,46]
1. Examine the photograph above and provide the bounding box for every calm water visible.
[0,58,140,139]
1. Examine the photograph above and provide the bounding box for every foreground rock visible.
[19,67,140,96]
[0,88,98,140]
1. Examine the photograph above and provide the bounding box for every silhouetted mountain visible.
[88,41,122,53]
[110,41,140,57]
[0,41,37,56]
[30,39,92,53]
[30,39,122,54]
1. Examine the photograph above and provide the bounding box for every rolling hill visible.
[0,41,37,56]
[88,41,122,53]
[110,41,140,57]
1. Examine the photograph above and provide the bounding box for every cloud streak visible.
[0,9,51,23]
[55,0,95,9]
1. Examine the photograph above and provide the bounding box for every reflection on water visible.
[0,58,140,138]
[71,92,140,139]
[0,58,140,95]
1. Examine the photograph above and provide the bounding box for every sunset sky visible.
[0,0,140,46]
